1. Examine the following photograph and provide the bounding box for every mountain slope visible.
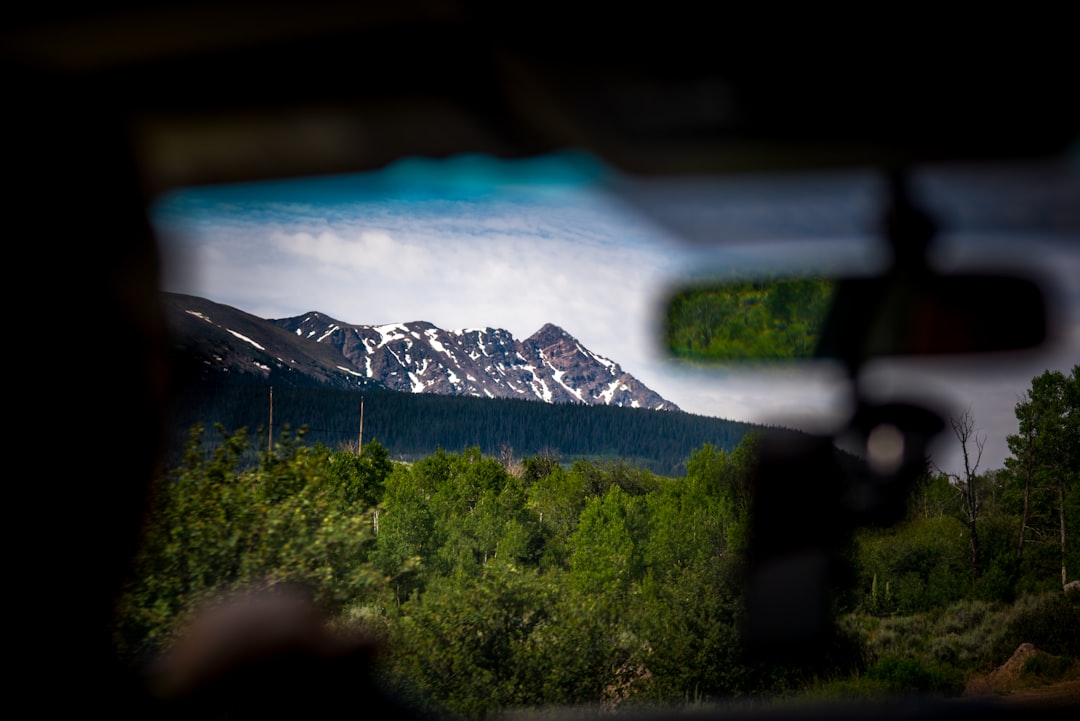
[162,293,384,391]
[163,292,679,411]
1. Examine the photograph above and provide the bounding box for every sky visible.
[151,150,1080,476]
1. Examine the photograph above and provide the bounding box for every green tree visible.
[326,438,393,508]
[569,485,643,598]
[908,470,963,520]
[1004,366,1080,589]
[527,462,588,570]
[374,447,544,599]
[380,562,559,717]
[372,463,437,600]
[643,443,742,576]
[855,515,971,613]
[115,424,386,662]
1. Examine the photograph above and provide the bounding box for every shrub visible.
[991,592,1080,661]
[1021,654,1074,683]
[937,598,992,635]
[866,657,963,695]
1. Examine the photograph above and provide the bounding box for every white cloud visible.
[273,228,432,274]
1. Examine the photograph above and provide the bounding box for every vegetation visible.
[165,383,760,477]
[115,366,1079,716]
[665,277,835,362]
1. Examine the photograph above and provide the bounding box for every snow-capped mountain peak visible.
[164,293,679,411]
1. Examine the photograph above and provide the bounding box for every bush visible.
[937,598,992,635]
[866,657,963,695]
[1021,654,1074,683]
[991,592,1080,661]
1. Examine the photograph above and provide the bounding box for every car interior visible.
[5,3,1077,718]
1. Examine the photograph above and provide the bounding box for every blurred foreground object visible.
[148,583,420,720]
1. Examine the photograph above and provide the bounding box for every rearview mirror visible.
[664,272,1047,364]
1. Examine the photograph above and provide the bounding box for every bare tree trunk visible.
[1061,484,1068,587]
[1018,476,1030,562]
[967,504,981,582]
[1017,430,1034,563]
[948,408,985,582]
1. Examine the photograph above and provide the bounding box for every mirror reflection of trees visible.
[666,278,835,361]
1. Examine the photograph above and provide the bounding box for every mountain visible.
[160,293,811,475]
[162,293,385,392]
[163,293,680,411]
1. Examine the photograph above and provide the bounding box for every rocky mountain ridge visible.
[164,292,679,411]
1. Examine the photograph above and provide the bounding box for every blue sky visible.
[151,151,1079,475]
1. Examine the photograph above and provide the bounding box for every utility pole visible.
[358,396,364,457]
[268,386,274,454]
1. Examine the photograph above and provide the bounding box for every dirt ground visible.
[962,643,1080,709]
[994,677,1080,708]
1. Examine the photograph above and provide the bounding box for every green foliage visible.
[374,447,545,601]
[865,656,963,695]
[569,457,661,497]
[1003,365,1080,590]
[847,590,1079,699]
[370,471,437,604]
[326,439,392,508]
[855,515,971,614]
[906,471,962,521]
[378,562,560,717]
[990,591,1080,661]
[119,395,1080,718]
[628,560,754,702]
[1020,652,1075,682]
[568,486,643,598]
[167,383,757,476]
[114,424,393,662]
[666,277,835,362]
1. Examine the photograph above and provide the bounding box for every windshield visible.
[120,152,1080,717]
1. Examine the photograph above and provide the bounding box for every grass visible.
[1021,654,1076,684]
[801,591,1079,701]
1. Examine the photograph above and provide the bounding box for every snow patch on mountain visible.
[167,293,680,411]
[228,329,265,351]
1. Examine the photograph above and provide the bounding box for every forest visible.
[163,381,761,476]
[115,367,1079,717]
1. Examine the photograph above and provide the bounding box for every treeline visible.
[164,382,763,476]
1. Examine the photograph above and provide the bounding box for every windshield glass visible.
[122,152,1080,717]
